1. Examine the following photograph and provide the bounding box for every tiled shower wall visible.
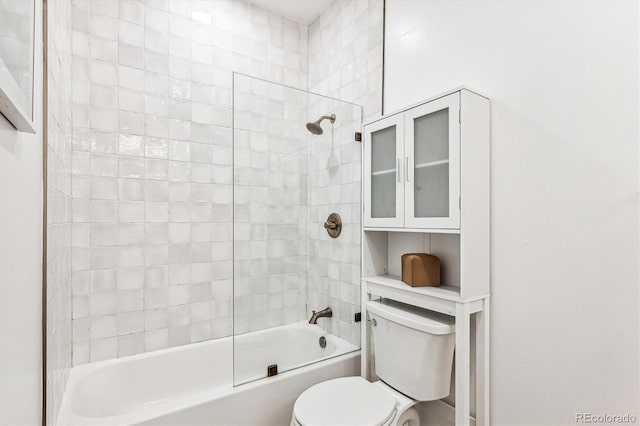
[70,0,308,364]
[307,0,384,345]
[46,0,73,422]
[233,75,309,334]
[309,0,383,123]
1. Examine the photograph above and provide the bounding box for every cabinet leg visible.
[361,283,369,379]
[475,298,490,425]
[455,304,471,426]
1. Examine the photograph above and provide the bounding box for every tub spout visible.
[309,307,332,324]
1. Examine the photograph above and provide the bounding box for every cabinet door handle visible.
[405,157,410,182]
[397,158,402,183]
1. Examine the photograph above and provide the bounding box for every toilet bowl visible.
[290,377,420,426]
[291,299,456,426]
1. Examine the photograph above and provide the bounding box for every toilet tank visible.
[366,299,455,401]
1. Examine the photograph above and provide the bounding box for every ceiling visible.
[247,0,334,25]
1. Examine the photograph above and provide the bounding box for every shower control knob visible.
[323,213,342,238]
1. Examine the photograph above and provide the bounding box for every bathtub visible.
[58,322,360,426]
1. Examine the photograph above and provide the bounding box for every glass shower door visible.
[232,73,363,385]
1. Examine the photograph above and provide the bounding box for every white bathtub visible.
[58,322,360,426]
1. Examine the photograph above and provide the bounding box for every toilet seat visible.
[293,377,397,426]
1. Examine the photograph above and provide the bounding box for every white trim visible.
[363,86,489,127]
[455,303,472,426]
[363,226,460,234]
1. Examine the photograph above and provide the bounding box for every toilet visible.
[291,299,456,426]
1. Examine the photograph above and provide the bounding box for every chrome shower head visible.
[306,114,336,135]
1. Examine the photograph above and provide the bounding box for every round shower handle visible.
[323,213,342,238]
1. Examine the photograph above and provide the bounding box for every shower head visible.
[306,114,336,135]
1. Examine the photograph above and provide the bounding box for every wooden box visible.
[401,253,440,287]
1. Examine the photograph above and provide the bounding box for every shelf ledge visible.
[363,275,488,311]
[363,227,460,234]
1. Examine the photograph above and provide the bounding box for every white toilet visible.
[291,299,456,426]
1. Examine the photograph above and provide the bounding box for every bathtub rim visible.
[57,335,360,426]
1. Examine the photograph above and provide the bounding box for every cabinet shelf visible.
[415,159,449,169]
[363,274,464,302]
[363,227,460,234]
[363,275,487,318]
[371,168,395,176]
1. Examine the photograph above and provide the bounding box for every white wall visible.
[0,1,43,424]
[385,1,639,424]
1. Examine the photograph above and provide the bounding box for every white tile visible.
[168,325,190,347]
[90,108,118,132]
[145,7,168,32]
[145,95,169,117]
[118,289,144,312]
[145,223,168,243]
[119,89,145,112]
[145,28,169,53]
[145,116,170,138]
[144,180,169,201]
[119,65,145,90]
[90,36,117,62]
[119,157,145,178]
[90,337,118,362]
[118,311,144,334]
[119,43,145,69]
[119,111,145,135]
[118,246,145,268]
[119,201,144,222]
[90,177,118,200]
[119,134,144,156]
[90,291,117,316]
[90,59,118,85]
[144,328,169,351]
[119,178,144,200]
[119,0,144,25]
[119,332,145,356]
[117,268,145,290]
[145,201,169,222]
[119,21,144,46]
[145,50,168,73]
[145,137,169,159]
[89,14,117,40]
[90,314,117,339]
[145,287,169,309]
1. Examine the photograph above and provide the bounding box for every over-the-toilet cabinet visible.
[364,90,479,229]
[361,88,490,426]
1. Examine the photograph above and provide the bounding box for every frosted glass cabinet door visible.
[363,114,404,227]
[405,93,460,229]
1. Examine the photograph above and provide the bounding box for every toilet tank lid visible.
[366,299,455,335]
